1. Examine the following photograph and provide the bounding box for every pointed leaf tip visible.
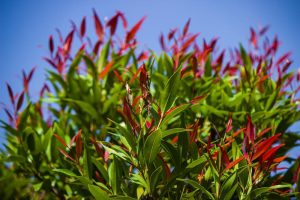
[93,9,104,42]
[80,17,86,38]
[126,16,146,43]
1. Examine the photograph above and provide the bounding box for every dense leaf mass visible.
[1,11,300,199]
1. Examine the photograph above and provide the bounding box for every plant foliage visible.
[1,11,300,199]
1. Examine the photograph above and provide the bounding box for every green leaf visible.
[76,176,93,185]
[246,184,292,200]
[220,172,238,200]
[68,50,83,76]
[42,128,52,151]
[265,89,279,111]
[88,184,110,200]
[111,196,137,200]
[204,54,212,77]
[240,44,252,76]
[186,155,206,169]
[108,119,136,151]
[131,173,150,193]
[97,40,110,73]
[83,136,93,179]
[160,66,181,114]
[92,158,109,183]
[53,169,77,177]
[160,104,190,127]
[33,182,43,192]
[24,127,42,154]
[162,128,191,138]
[83,55,98,79]
[102,142,132,163]
[108,156,120,194]
[177,179,215,200]
[47,70,67,90]
[150,166,162,192]
[63,98,99,119]
[143,130,162,164]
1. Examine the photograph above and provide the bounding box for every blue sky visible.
[1,1,300,147]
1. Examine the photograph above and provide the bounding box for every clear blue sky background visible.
[1,1,300,151]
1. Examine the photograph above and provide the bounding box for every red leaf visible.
[132,96,142,108]
[242,133,250,155]
[164,104,185,116]
[93,9,104,42]
[4,108,13,122]
[171,135,178,143]
[138,51,149,62]
[190,95,205,104]
[53,133,68,148]
[104,151,109,162]
[225,117,233,133]
[146,120,151,129]
[159,34,166,51]
[225,128,245,143]
[113,70,124,83]
[70,129,82,147]
[262,144,284,162]
[126,16,146,43]
[273,156,287,163]
[6,83,15,106]
[168,28,177,41]
[282,60,292,73]
[90,137,104,157]
[49,35,54,54]
[58,148,75,162]
[190,120,199,144]
[224,156,244,171]
[252,133,281,160]
[276,52,291,67]
[80,17,86,38]
[23,68,35,93]
[257,127,272,138]
[271,36,279,54]
[123,98,140,135]
[118,11,127,29]
[259,25,269,36]
[16,91,24,112]
[284,75,294,89]
[181,33,199,52]
[78,44,86,53]
[139,64,150,102]
[208,38,218,50]
[129,66,142,84]
[220,146,230,166]
[182,18,191,37]
[63,30,74,56]
[215,50,225,66]
[93,40,102,55]
[27,67,35,83]
[99,61,114,79]
[246,115,255,144]
[250,28,258,49]
[40,84,50,97]
[44,57,57,69]
[106,13,119,36]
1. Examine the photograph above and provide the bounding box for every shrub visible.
[1,11,300,199]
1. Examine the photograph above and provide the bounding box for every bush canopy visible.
[1,10,300,199]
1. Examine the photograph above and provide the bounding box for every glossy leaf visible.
[88,184,110,200]
[143,130,162,164]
